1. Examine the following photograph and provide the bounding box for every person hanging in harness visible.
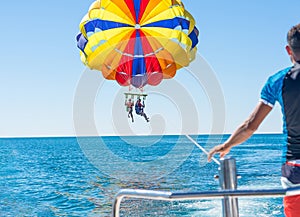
[135,98,149,122]
[125,98,134,122]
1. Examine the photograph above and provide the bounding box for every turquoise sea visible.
[0,134,285,216]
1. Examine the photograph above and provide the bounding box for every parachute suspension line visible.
[185,135,220,165]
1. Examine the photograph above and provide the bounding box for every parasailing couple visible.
[125,98,149,123]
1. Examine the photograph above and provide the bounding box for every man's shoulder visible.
[267,66,292,84]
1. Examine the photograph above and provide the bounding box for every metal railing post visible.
[219,157,239,217]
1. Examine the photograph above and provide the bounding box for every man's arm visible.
[207,101,273,161]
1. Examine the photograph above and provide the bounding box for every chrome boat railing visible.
[112,158,300,217]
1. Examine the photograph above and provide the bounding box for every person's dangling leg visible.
[143,113,149,122]
[131,112,134,122]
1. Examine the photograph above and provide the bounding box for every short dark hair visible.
[287,23,300,53]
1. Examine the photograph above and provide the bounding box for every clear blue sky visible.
[0,0,299,137]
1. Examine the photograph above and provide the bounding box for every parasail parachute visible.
[76,0,199,89]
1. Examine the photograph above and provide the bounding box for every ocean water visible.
[0,134,285,216]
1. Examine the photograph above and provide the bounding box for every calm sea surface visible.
[0,134,285,216]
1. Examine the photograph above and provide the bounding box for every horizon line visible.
[0,132,283,139]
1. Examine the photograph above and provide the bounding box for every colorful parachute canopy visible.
[77,0,199,88]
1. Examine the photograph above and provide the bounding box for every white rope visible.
[185,134,220,165]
